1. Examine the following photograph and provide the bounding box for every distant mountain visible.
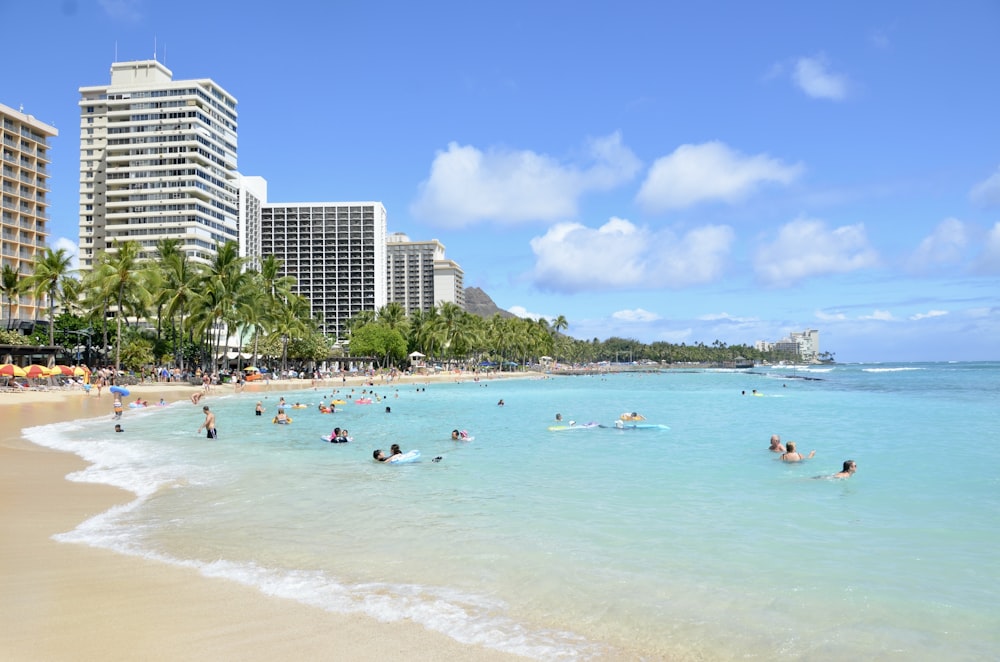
[464,287,517,319]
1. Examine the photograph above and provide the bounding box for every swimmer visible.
[831,460,857,479]
[255,401,263,416]
[114,424,123,433]
[768,434,785,453]
[780,441,815,462]
[497,399,505,406]
[373,449,389,462]
[555,413,563,422]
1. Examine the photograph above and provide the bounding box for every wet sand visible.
[0,378,527,661]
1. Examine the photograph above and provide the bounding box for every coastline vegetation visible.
[5,240,802,372]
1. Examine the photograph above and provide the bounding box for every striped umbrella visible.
[23,364,53,378]
[0,363,27,378]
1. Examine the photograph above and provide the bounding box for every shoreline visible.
[0,373,531,661]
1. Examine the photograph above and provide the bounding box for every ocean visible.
[25,362,1000,660]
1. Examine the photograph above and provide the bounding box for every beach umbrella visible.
[244,366,259,372]
[73,366,91,376]
[0,363,27,378]
[23,364,53,378]
[52,365,76,376]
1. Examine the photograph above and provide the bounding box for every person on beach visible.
[113,397,123,420]
[255,401,263,416]
[768,434,785,453]
[198,405,217,439]
[191,392,203,405]
[780,441,815,462]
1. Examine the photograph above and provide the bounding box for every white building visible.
[77,60,239,273]
[260,202,387,339]
[0,102,57,327]
[763,329,820,361]
[790,329,820,361]
[236,174,267,271]
[386,232,465,313]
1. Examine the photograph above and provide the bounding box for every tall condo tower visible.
[77,60,238,273]
[0,102,57,327]
[386,232,465,313]
[261,202,387,339]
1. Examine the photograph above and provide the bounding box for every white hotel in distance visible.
[77,60,239,273]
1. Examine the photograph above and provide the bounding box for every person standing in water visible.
[198,405,217,439]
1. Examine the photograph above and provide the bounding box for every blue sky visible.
[3,0,999,361]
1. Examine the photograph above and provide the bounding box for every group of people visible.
[373,444,404,462]
[768,434,856,478]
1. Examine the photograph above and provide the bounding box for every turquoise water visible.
[26,363,1000,660]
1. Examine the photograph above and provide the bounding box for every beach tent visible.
[408,351,425,359]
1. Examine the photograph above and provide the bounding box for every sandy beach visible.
[0,374,529,661]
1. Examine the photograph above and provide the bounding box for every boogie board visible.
[386,450,421,464]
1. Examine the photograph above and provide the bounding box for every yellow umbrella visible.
[73,366,91,376]
[23,364,53,378]
[0,363,27,378]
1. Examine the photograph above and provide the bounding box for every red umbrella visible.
[23,364,53,378]
[52,365,76,376]
[0,363,27,378]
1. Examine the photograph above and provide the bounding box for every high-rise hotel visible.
[0,102,57,327]
[386,232,464,313]
[261,202,388,339]
[77,60,239,273]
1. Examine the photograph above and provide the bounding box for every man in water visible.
[198,405,217,439]
[780,441,815,462]
[768,434,785,453]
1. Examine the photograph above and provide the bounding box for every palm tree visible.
[201,241,248,371]
[158,247,202,371]
[552,314,569,336]
[25,247,74,346]
[271,294,311,372]
[94,241,150,372]
[1,264,21,331]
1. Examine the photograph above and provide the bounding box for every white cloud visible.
[697,312,759,323]
[528,217,734,293]
[793,55,849,100]
[612,308,661,322]
[753,217,879,286]
[974,222,1000,274]
[53,237,80,271]
[410,132,641,226]
[815,310,847,321]
[507,305,545,320]
[910,310,948,321]
[970,167,1000,208]
[654,328,694,343]
[906,218,968,273]
[636,141,802,212]
[99,0,143,21]
[859,309,894,321]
